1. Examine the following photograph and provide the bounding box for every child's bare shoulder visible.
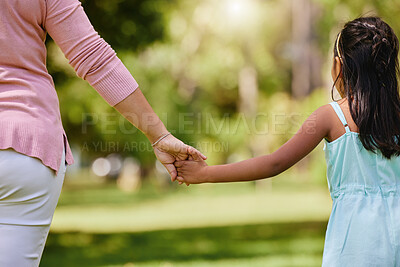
[310,104,336,121]
[306,104,338,138]
[314,102,351,140]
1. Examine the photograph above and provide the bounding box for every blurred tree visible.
[47,0,175,85]
[291,0,324,98]
[80,0,175,51]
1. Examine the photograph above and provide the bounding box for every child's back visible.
[323,100,400,266]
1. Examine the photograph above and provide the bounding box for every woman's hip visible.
[0,148,66,226]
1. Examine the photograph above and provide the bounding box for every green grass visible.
[42,221,327,267]
[42,173,332,266]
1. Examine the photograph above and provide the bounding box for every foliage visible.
[80,0,174,51]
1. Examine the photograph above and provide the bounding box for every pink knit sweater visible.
[0,0,139,173]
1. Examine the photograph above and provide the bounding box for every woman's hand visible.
[174,156,209,185]
[113,89,206,181]
[153,134,206,181]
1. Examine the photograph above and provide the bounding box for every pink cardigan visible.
[0,0,139,173]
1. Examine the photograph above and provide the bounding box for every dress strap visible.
[329,101,351,133]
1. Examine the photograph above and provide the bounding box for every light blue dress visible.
[322,102,400,267]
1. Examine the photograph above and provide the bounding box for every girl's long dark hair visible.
[333,17,400,159]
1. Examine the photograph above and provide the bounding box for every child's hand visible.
[174,157,209,185]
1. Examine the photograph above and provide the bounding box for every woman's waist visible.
[0,120,69,172]
[0,88,62,124]
[0,108,62,127]
[0,120,64,141]
[0,73,59,112]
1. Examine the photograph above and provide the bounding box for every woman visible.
[0,0,204,265]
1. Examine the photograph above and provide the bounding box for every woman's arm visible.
[45,0,139,106]
[113,88,168,143]
[45,0,205,180]
[175,105,332,184]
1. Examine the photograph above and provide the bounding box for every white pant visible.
[0,149,66,267]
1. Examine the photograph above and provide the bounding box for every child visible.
[174,17,400,266]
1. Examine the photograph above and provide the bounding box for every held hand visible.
[174,156,209,185]
[153,134,206,181]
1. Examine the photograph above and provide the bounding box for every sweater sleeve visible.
[44,0,139,106]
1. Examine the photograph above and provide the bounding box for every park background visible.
[41,0,399,266]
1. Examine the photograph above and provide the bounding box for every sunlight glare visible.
[224,0,255,24]
[228,0,243,17]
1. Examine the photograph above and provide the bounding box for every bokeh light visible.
[91,157,111,177]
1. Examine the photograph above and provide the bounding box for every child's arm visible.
[175,105,332,184]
